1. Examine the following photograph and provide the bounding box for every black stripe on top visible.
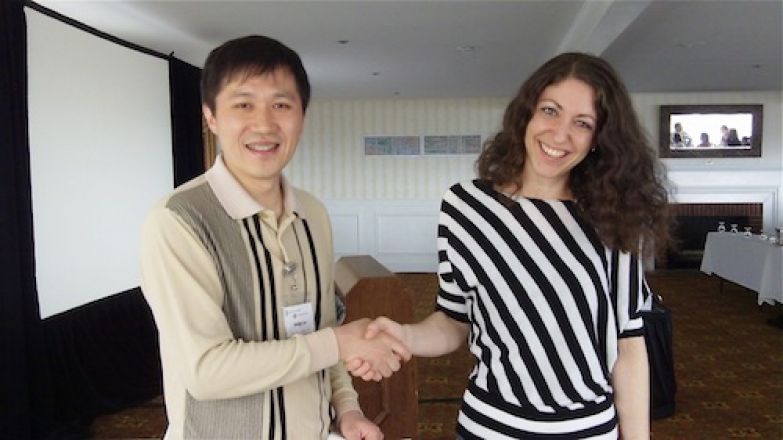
[523,198,610,388]
[628,254,640,319]
[437,232,497,392]
[609,250,621,335]
[460,391,616,438]
[505,196,606,398]
[563,202,611,370]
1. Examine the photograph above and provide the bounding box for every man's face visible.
[203,68,304,191]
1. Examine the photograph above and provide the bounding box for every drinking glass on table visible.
[717,221,726,233]
[743,226,752,237]
[730,224,739,234]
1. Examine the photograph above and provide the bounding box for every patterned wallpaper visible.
[287,92,782,201]
[288,98,506,200]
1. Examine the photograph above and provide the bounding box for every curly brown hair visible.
[476,52,672,257]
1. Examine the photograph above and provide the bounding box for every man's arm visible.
[328,363,383,440]
[613,335,650,440]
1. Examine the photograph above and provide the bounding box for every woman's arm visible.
[613,335,650,439]
[376,310,470,357]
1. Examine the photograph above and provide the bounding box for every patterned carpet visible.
[90,271,783,439]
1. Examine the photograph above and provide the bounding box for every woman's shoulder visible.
[445,178,488,190]
[442,179,506,201]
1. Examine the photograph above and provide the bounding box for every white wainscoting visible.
[326,200,442,272]
[671,187,779,232]
[326,170,782,273]
[668,170,781,230]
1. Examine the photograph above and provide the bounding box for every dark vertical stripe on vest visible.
[301,219,322,328]
[253,216,287,438]
[277,387,287,439]
[243,218,267,341]
[254,216,281,340]
[292,219,310,304]
[269,391,276,439]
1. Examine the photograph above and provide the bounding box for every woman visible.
[349,52,672,439]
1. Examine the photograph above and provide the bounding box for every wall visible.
[287,91,783,271]
[287,98,506,200]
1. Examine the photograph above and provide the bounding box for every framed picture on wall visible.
[658,104,763,158]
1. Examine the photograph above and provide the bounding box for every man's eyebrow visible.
[271,91,297,99]
[226,90,297,100]
[226,90,254,99]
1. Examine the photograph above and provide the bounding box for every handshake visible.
[333,317,411,382]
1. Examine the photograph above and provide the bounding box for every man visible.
[671,122,691,147]
[140,35,407,439]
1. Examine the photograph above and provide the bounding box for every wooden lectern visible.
[334,255,418,439]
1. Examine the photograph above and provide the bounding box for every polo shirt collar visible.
[205,155,302,220]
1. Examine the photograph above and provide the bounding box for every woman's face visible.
[521,77,597,198]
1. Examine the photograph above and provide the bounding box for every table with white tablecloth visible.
[700,231,783,305]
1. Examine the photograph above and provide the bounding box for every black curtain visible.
[0,0,51,438]
[169,56,204,186]
[1,3,167,438]
[39,288,162,438]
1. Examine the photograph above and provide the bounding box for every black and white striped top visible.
[436,180,650,439]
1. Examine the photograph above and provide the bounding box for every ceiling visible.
[35,0,782,100]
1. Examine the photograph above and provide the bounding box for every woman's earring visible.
[590,146,597,153]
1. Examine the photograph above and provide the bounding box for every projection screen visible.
[27,9,173,318]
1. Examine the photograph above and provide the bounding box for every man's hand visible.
[333,318,410,381]
[338,410,383,440]
[345,316,410,381]
[365,316,410,346]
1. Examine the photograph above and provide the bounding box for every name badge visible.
[283,302,315,337]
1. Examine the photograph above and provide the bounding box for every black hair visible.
[201,35,311,113]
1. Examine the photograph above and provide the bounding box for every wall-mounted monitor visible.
[658,104,762,158]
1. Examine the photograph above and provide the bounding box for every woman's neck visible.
[515,175,573,201]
